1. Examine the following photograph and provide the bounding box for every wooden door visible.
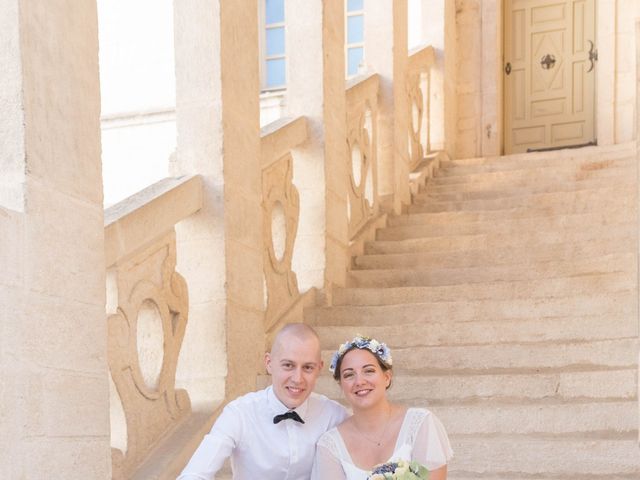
[504,0,596,153]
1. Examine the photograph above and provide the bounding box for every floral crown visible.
[329,335,393,374]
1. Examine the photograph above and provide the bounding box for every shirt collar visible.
[266,385,310,422]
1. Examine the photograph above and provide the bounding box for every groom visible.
[177,323,348,479]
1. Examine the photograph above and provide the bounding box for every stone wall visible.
[615,0,640,143]
[0,1,111,478]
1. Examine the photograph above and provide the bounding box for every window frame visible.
[260,0,287,92]
[345,0,365,78]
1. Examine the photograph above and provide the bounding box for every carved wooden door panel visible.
[504,0,596,153]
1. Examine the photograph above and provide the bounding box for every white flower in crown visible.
[329,335,393,374]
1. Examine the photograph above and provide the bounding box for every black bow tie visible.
[273,410,305,424]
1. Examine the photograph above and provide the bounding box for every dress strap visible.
[399,408,428,446]
[317,429,344,459]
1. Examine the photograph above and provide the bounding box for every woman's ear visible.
[384,370,392,389]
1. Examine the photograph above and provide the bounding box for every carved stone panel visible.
[262,153,300,331]
[107,231,190,479]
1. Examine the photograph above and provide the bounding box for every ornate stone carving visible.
[407,46,435,170]
[262,153,300,331]
[407,70,427,169]
[346,75,379,239]
[107,232,190,479]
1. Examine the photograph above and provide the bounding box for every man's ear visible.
[264,352,272,374]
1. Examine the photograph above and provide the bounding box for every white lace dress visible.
[311,408,453,480]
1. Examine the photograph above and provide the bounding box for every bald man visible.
[178,324,348,480]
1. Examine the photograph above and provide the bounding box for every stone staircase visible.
[307,143,640,478]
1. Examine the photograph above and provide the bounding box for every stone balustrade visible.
[104,175,203,480]
[260,117,308,334]
[346,73,380,239]
[407,45,436,171]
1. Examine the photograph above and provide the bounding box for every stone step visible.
[428,156,633,186]
[431,401,638,435]
[448,435,640,477]
[377,218,634,243]
[307,292,636,325]
[388,207,631,228]
[301,368,638,404]
[313,316,638,349]
[366,223,635,254]
[347,252,634,288]
[319,338,638,373]
[333,272,635,306]
[409,184,636,213]
[379,212,635,241]
[354,237,636,270]
[449,476,639,480]
[422,174,634,202]
[437,143,634,175]
[433,155,634,184]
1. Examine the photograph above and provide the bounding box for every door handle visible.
[540,54,556,69]
[587,40,598,73]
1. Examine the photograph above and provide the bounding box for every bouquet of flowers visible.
[367,460,429,480]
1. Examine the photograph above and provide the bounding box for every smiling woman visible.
[312,335,453,480]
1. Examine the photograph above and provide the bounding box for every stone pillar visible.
[443,0,458,158]
[173,0,263,402]
[285,0,349,291]
[365,0,410,213]
[480,0,502,156]
[421,0,446,151]
[454,0,482,159]
[0,0,110,478]
[597,0,616,146]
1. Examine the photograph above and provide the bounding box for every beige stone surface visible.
[107,232,191,480]
[314,143,639,476]
[4,2,640,478]
[0,0,25,211]
[0,1,110,479]
[346,74,380,238]
[105,175,202,266]
[261,148,301,330]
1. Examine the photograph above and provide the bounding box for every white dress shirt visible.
[177,386,349,480]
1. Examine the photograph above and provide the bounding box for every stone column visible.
[0,0,110,478]
[443,0,458,158]
[480,0,502,156]
[285,0,349,291]
[454,0,482,159]
[421,0,446,151]
[173,0,263,402]
[365,0,410,213]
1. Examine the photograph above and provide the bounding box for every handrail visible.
[261,116,309,169]
[105,175,203,266]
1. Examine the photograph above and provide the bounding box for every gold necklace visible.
[352,407,392,447]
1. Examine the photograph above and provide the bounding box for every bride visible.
[312,336,452,479]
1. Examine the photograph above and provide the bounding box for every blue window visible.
[266,0,285,24]
[347,0,364,12]
[347,15,364,44]
[266,27,285,56]
[346,1,364,76]
[347,47,364,76]
[263,0,286,89]
[266,58,286,88]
